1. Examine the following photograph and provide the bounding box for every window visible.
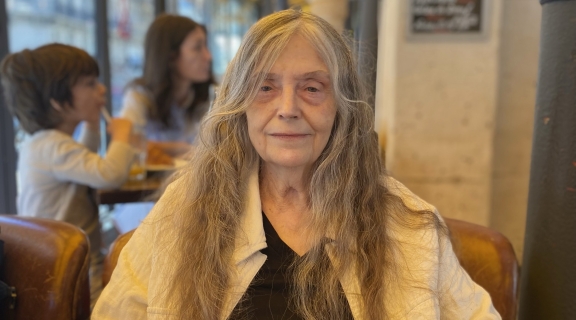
[0,0,264,213]
[108,0,154,115]
[7,0,96,54]
[168,0,258,81]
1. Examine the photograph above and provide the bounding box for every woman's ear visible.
[49,99,64,112]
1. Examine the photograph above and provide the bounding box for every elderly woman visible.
[93,9,500,319]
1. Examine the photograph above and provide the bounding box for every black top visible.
[229,213,353,319]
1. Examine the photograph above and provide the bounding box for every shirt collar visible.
[232,166,267,265]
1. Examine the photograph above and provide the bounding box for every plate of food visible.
[145,144,188,172]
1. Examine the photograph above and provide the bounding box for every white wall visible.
[377,0,502,225]
[308,0,349,34]
[376,0,540,260]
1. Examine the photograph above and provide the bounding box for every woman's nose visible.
[204,47,212,62]
[277,89,300,119]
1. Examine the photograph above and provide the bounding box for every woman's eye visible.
[306,87,319,93]
[260,86,273,92]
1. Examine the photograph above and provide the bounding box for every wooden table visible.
[98,174,165,205]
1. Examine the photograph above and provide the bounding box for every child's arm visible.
[51,119,135,189]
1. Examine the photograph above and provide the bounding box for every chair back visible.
[103,220,519,319]
[102,229,135,288]
[444,217,519,320]
[0,215,91,320]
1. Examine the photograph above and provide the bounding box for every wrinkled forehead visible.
[266,70,331,81]
[250,34,333,80]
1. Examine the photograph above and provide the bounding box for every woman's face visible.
[174,28,212,83]
[246,34,337,172]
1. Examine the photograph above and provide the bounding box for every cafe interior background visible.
[0,0,542,267]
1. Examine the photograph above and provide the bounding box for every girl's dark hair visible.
[131,14,214,128]
[0,43,99,134]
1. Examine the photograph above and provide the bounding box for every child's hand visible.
[107,118,133,144]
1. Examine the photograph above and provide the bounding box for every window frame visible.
[0,0,17,214]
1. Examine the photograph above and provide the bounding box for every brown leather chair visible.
[102,229,135,288]
[0,215,91,320]
[444,217,519,320]
[103,219,519,319]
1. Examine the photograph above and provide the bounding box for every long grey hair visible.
[165,9,439,319]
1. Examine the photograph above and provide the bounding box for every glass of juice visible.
[129,127,147,181]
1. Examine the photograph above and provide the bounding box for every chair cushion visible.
[445,217,519,320]
[0,215,91,320]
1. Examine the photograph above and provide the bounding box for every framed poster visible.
[407,0,490,40]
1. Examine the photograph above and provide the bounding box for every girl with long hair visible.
[121,14,214,156]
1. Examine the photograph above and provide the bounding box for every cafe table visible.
[98,173,166,205]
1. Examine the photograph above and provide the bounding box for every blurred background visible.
[0,0,541,263]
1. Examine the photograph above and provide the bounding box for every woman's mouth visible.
[270,133,310,140]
